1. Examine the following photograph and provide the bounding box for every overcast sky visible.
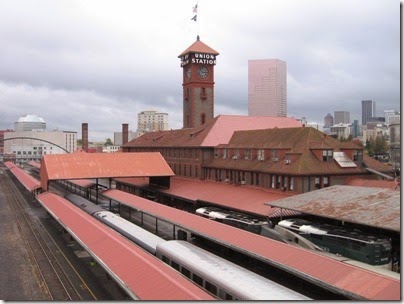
[0,0,400,141]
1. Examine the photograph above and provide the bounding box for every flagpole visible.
[191,1,199,39]
[197,0,200,38]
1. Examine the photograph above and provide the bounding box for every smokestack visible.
[122,123,129,145]
[82,123,88,152]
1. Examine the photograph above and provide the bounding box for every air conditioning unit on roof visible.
[285,159,291,164]
[272,158,279,162]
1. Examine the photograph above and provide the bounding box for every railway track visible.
[0,169,88,301]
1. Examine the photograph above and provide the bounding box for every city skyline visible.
[0,0,399,141]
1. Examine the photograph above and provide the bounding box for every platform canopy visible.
[40,152,174,191]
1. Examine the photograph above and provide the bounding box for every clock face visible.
[197,66,209,79]
[186,68,192,80]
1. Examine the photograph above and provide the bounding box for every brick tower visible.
[178,36,219,128]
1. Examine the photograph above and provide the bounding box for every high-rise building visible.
[362,100,376,125]
[137,110,169,132]
[248,59,287,117]
[324,113,334,127]
[334,111,350,124]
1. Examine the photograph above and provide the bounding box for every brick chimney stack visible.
[82,123,88,152]
[122,123,129,145]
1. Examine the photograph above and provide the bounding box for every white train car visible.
[94,211,166,255]
[156,240,310,300]
[65,193,166,255]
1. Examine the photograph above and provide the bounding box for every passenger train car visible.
[196,206,395,272]
[156,240,309,301]
[278,218,392,268]
[195,207,267,234]
[65,194,310,300]
[64,193,165,254]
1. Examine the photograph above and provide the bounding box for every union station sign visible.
[180,53,217,67]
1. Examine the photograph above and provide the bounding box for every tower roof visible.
[178,36,219,57]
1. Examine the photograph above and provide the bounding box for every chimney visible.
[82,123,88,152]
[122,123,129,145]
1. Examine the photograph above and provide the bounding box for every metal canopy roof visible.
[36,192,215,301]
[265,185,400,232]
[4,161,41,192]
[115,176,291,216]
[39,152,174,190]
[101,189,400,300]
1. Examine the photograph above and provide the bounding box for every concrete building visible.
[248,59,287,117]
[330,123,352,140]
[324,113,334,127]
[384,110,400,126]
[137,110,169,132]
[4,130,77,163]
[389,122,400,171]
[14,114,46,131]
[114,131,140,146]
[334,111,350,124]
[362,100,376,125]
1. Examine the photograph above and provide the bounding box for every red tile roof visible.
[123,115,302,148]
[207,127,394,176]
[178,37,219,57]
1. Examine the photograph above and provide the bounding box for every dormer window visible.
[322,150,333,162]
[245,149,252,160]
[257,149,265,161]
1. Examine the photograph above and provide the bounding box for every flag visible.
[191,14,197,22]
[193,4,198,13]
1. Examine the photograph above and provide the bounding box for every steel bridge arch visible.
[0,137,70,153]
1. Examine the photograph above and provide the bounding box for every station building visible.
[122,36,394,195]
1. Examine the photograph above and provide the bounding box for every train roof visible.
[94,211,166,254]
[65,193,104,215]
[156,240,310,300]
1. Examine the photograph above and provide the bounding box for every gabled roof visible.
[123,115,302,148]
[39,152,174,190]
[220,127,359,149]
[206,127,394,176]
[178,36,219,57]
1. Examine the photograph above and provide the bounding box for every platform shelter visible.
[39,152,174,193]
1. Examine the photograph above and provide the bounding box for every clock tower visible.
[178,36,219,128]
